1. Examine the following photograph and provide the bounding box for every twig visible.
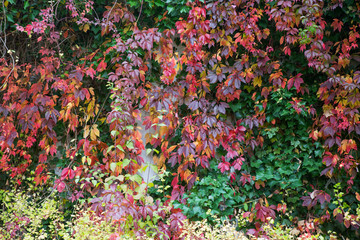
[92,91,111,125]
[105,0,118,28]
[0,37,15,90]
[136,0,144,24]
[1,0,7,57]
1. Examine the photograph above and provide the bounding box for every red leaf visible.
[331,19,343,32]
[61,168,69,180]
[96,60,107,72]
[230,172,236,183]
[344,219,351,228]
[127,194,134,204]
[68,169,75,179]
[86,67,96,79]
[233,156,244,170]
[49,145,57,156]
[35,165,44,175]
[57,181,66,192]
[39,154,47,163]
[218,160,230,173]
[61,168,75,180]
[171,176,179,187]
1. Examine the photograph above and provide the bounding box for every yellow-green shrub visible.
[0,189,67,240]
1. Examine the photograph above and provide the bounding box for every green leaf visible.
[123,158,131,167]
[116,145,124,152]
[146,148,152,155]
[110,162,117,172]
[24,1,29,9]
[107,145,114,153]
[111,130,119,136]
[126,141,134,149]
[131,174,143,184]
[6,14,14,23]
[150,164,158,174]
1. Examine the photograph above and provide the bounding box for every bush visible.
[179,213,247,240]
[0,189,67,240]
[174,163,242,224]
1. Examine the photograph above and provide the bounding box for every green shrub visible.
[179,213,247,240]
[0,189,67,240]
[174,163,242,224]
[61,208,119,240]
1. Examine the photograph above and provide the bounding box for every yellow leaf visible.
[159,126,167,138]
[4,1,8,7]
[123,25,131,34]
[253,76,262,87]
[90,124,100,140]
[90,129,96,141]
[82,156,86,164]
[93,124,100,136]
[83,125,90,138]
[87,99,95,115]
[83,24,90,33]
[94,127,100,137]
[98,117,106,123]
[323,105,333,117]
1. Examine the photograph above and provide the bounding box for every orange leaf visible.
[356,192,360,201]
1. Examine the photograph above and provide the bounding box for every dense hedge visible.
[1,0,360,239]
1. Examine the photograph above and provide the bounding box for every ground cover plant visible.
[1,0,360,239]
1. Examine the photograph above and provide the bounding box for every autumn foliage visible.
[1,0,360,239]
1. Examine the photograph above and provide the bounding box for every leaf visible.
[131,174,142,184]
[244,203,248,211]
[111,130,119,137]
[150,164,158,174]
[86,67,96,79]
[331,19,343,32]
[218,160,230,173]
[110,162,117,172]
[96,60,107,72]
[57,181,66,193]
[253,76,262,87]
[171,176,178,187]
[116,145,124,152]
[84,125,90,138]
[6,14,14,23]
[90,124,100,140]
[83,24,90,33]
[356,192,360,201]
[123,158,131,167]
[126,141,134,149]
[24,1,29,9]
